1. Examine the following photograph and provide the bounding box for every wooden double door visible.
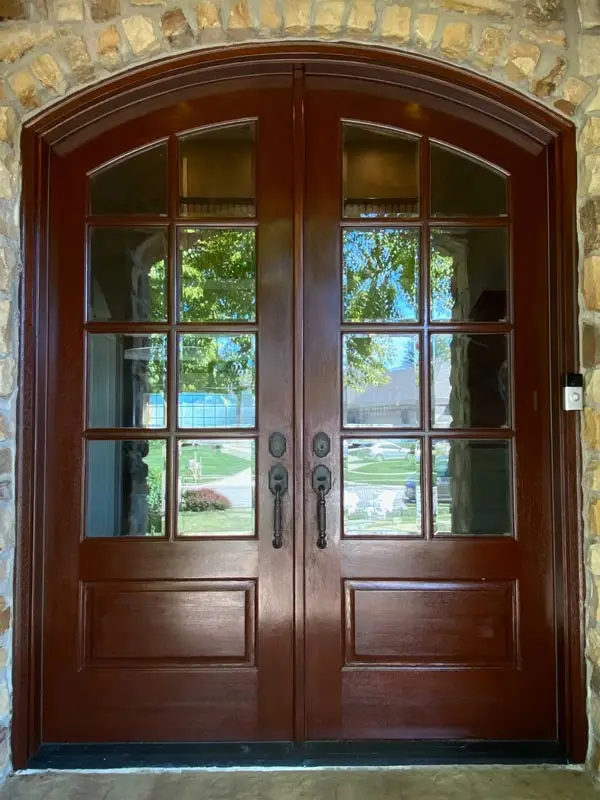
[42,73,557,746]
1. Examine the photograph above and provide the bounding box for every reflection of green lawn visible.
[346,456,417,486]
[178,509,254,535]
[146,442,251,483]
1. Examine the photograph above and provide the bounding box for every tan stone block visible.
[162,9,194,46]
[0,600,10,637]
[581,35,600,77]
[414,14,437,48]
[585,408,600,449]
[91,0,120,22]
[284,0,310,33]
[0,301,11,356]
[585,155,600,197]
[123,15,160,55]
[0,359,14,399]
[380,6,411,43]
[346,0,375,32]
[97,24,121,68]
[531,55,565,98]
[0,109,16,147]
[196,1,221,30]
[54,0,83,21]
[589,89,600,113]
[524,0,564,23]
[314,0,345,34]
[477,26,508,67]
[505,40,540,82]
[585,256,600,311]
[519,26,565,48]
[588,370,600,407]
[0,685,9,718]
[259,0,281,30]
[583,197,600,256]
[580,0,600,30]
[0,415,11,443]
[432,0,515,15]
[8,70,39,110]
[591,500,600,537]
[592,542,600,575]
[584,323,600,368]
[582,118,600,154]
[586,628,600,666]
[0,25,55,63]
[0,0,28,20]
[61,35,93,81]
[31,54,66,94]
[131,0,165,5]
[561,77,592,111]
[441,21,472,59]
[228,0,252,28]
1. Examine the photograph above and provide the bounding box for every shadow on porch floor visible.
[1,767,599,799]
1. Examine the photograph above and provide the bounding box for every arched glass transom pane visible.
[343,122,419,218]
[89,142,168,216]
[430,142,507,217]
[179,122,256,217]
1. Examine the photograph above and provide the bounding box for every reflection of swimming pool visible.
[146,391,255,428]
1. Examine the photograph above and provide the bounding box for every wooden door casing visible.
[15,50,582,763]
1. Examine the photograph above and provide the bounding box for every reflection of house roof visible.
[345,362,451,411]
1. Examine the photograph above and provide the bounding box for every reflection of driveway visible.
[187,468,253,510]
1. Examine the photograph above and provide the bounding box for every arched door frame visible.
[15,43,582,768]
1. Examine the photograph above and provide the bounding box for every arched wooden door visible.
[32,62,567,755]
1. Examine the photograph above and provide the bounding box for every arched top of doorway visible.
[23,42,573,153]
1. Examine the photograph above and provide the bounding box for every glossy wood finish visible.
[41,84,296,742]
[16,46,582,767]
[303,84,557,740]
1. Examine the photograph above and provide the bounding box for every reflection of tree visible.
[148,231,255,419]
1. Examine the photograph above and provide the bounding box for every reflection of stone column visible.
[122,441,149,536]
[437,234,472,534]
[129,232,164,322]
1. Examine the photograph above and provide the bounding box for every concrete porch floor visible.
[0,767,599,799]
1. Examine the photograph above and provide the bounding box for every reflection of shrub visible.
[147,468,163,534]
[181,487,231,512]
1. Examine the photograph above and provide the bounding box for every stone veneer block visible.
[380,5,411,42]
[346,0,375,33]
[433,0,516,15]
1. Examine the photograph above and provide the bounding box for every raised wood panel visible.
[82,580,255,667]
[345,580,517,667]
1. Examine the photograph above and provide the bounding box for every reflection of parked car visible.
[404,457,451,503]
[368,442,411,461]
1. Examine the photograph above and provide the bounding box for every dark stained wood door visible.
[40,71,558,747]
[303,81,557,740]
[42,83,297,742]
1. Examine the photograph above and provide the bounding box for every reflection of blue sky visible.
[343,230,417,321]
[343,334,418,371]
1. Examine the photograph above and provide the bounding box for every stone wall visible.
[0,0,599,779]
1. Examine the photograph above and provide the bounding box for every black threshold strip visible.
[28,741,567,770]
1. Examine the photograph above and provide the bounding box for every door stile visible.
[292,64,307,743]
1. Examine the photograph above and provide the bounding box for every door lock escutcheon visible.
[312,432,331,458]
[269,432,287,458]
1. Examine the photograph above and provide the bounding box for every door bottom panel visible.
[29,741,567,770]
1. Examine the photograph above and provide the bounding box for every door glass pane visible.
[432,439,512,536]
[343,439,421,536]
[430,228,508,322]
[343,334,420,428]
[431,143,507,217]
[178,334,256,428]
[177,439,255,537]
[88,227,167,322]
[343,229,419,323]
[179,228,256,322]
[88,334,167,428]
[85,439,166,537]
[343,122,419,218]
[431,334,509,429]
[89,143,168,216]
[179,123,256,217]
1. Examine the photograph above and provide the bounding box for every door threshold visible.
[28,741,568,770]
